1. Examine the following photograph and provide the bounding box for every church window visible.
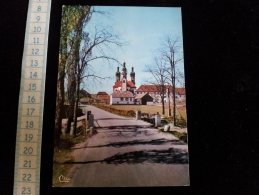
[120,97,123,101]
[126,98,128,101]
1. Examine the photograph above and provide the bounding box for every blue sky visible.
[82,6,184,94]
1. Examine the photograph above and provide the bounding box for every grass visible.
[92,102,187,127]
[110,105,186,120]
[52,126,89,187]
[159,129,188,143]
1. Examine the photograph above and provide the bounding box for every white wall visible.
[111,97,135,105]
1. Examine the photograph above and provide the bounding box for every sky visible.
[81,6,184,94]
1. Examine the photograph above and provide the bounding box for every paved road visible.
[65,105,189,187]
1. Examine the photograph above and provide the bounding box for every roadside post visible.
[87,111,91,120]
[155,114,161,127]
[88,114,94,128]
[136,111,141,120]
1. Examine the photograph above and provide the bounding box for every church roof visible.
[111,91,134,98]
[113,80,136,88]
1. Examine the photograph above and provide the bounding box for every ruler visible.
[13,0,51,194]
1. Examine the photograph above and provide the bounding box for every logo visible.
[58,175,70,183]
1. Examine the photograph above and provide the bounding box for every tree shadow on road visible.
[72,138,185,150]
[104,148,188,164]
[58,148,188,165]
[95,118,133,121]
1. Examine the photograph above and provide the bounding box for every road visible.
[65,105,189,187]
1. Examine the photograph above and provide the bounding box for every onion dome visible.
[130,67,135,76]
[116,67,120,75]
[122,62,126,71]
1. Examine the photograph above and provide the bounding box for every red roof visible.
[136,85,171,92]
[97,91,108,95]
[113,80,136,89]
[136,85,185,95]
[97,95,110,100]
[111,91,134,98]
[175,88,185,95]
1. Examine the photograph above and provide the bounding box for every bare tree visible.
[71,25,124,136]
[55,5,125,143]
[144,58,169,115]
[160,36,183,125]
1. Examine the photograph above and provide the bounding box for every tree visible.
[63,6,92,136]
[70,22,124,136]
[54,6,92,145]
[54,5,126,142]
[144,58,169,115]
[160,36,183,125]
[55,5,125,139]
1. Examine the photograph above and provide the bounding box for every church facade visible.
[109,62,185,105]
[110,62,137,105]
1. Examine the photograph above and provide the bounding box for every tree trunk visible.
[66,65,76,135]
[72,73,80,137]
[161,92,165,115]
[54,72,65,147]
[172,65,176,126]
[168,88,171,117]
[66,99,75,134]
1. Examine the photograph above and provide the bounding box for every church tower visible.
[115,67,120,83]
[121,62,127,80]
[130,67,135,84]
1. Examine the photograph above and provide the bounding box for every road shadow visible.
[95,118,132,121]
[58,148,188,165]
[100,125,152,129]
[72,138,185,150]
[104,148,188,164]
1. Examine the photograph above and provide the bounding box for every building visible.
[110,91,135,105]
[110,62,136,105]
[135,93,154,105]
[135,85,185,104]
[97,91,110,100]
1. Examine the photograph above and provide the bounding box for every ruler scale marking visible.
[13,0,51,195]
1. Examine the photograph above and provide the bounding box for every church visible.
[110,62,137,105]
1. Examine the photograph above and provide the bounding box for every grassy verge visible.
[52,127,89,187]
[92,104,135,118]
[159,129,187,143]
[110,104,186,119]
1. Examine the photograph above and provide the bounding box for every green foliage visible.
[176,115,187,128]
[159,129,187,143]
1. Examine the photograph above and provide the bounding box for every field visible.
[110,101,186,120]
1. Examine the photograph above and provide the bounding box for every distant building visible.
[135,93,154,105]
[135,85,185,103]
[97,91,110,101]
[110,62,136,105]
[110,91,135,105]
